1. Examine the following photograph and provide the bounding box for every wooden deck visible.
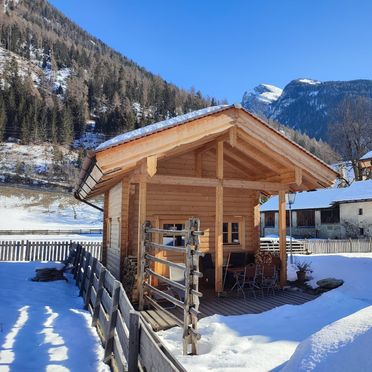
[141,289,318,331]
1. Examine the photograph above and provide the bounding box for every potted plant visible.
[295,261,312,282]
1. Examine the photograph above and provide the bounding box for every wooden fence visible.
[260,239,308,255]
[139,218,203,355]
[260,238,372,255]
[304,239,372,254]
[73,245,186,372]
[0,240,102,261]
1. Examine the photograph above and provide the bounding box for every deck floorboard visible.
[141,289,318,331]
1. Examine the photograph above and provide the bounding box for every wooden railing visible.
[0,240,102,261]
[260,238,372,255]
[260,239,308,255]
[138,218,204,355]
[304,239,372,254]
[73,245,186,372]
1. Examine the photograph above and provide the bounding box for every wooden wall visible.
[107,182,122,279]
[126,151,260,265]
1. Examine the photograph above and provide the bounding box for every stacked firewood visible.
[32,268,67,282]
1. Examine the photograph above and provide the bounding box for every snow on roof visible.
[95,105,231,152]
[261,180,372,211]
[361,150,372,160]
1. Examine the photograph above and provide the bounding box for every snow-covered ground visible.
[0,262,109,371]
[0,186,102,231]
[159,254,372,371]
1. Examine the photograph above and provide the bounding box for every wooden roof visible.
[74,105,339,200]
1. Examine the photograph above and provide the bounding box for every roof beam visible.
[130,174,289,191]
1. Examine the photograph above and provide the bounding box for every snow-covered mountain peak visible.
[242,83,282,117]
[296,78,321,85]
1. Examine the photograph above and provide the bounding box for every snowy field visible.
[0,262,109,372]
[159,254,372,371]
[0,186,102,231]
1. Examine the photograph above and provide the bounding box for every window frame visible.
[264,212,275,227]
[223,217,244,246]
[297,209,315,227]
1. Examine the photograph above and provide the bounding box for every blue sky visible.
[49,0,372,103]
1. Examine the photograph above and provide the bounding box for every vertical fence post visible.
[92,267,106,327]
[103,280,121,363]
[128,310,140,372]
[85,257,97,310]
[79,251,91,296]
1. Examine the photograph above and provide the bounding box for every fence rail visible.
[0,240,102,261]
[0,228,103,235]
[260,238,372,255]
[304,239,372,254]
[260,240,308,255]
[73,245,185,372]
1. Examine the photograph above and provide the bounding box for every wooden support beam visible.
[130,174,289,191]
[136,181,147,301]
[215,141,224,293]
[229,126,237,147]
[146,155,157,177]
[295,167,303,186]
[278,190,287,287]
[102,192,109,266]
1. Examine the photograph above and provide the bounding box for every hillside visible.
[242,78,372,141]
[0,0,217,145]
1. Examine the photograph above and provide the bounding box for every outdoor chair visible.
[260,264,279,296]
[241,263,260,299]
[223,252,246,290]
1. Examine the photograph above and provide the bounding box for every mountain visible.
[242,84,282,118]
[0,0,219,145]
[242,78,372,140]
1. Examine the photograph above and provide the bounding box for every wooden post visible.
[92,267,106,327]
[128,310,140,372]
[104,280,121,363]
[85,257,97,310]
[278,191,287,287]
[79,251,91,297]
[102,192,109,265]
[215,141,224,293]
[137,181,147,306]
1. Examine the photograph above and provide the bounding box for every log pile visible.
[32,268,67,282]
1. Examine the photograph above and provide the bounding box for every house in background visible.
[260,180,372,239]
[359,151,372,180]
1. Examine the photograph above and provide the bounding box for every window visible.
[163,223,185,247]
[297,210,315,227]
[223,221,241,244]
[321,205,340,224]
[264,212,275,227]
[360,228,364,236]
[359,208,363,216]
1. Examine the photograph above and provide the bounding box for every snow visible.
[96,105,230,151]
[360,150,372,160]
[297,79,321,85]
[0,262,109,371]
[283,306,372,371]
[159,254,372,371]
[0,186,102,230]
[253,84,283,104]
[260,179,372,211]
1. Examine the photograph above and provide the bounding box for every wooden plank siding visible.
[123,150,260,271]
[107,182,122,279]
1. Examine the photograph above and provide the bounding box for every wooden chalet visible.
[75,104,338,297]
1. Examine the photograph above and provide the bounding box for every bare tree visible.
[329,96,372,180]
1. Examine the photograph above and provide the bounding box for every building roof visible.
[96,105,231,152]
[75,105,338,200]
[360,151,372,161]
[261,180,372,212]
